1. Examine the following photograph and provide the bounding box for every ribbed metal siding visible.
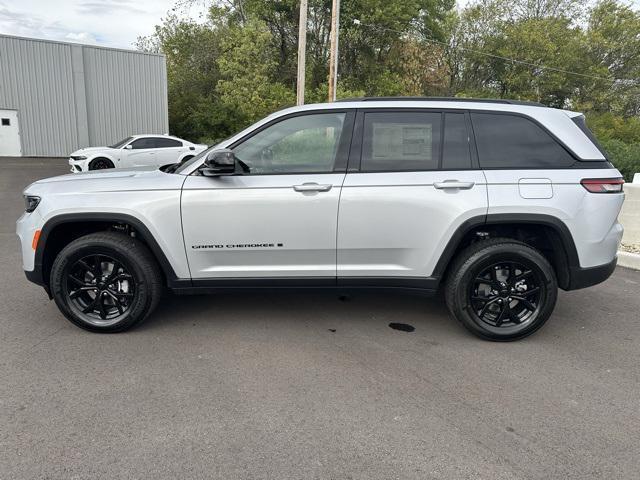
[0,36,78,156]
[83,46,168,146]
[0,34,167,157]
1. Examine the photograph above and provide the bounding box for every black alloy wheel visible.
[469,261,543,331]
[64,254,135,326]
[91,158,113,170]
[445,238,558,341]
[50,231,162,332]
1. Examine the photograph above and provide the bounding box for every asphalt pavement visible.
[1,157,639,479]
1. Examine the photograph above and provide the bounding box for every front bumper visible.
[17,208,49,295]
[68,158,90,173]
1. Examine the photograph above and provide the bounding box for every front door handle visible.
[433,180,475,190]
[293,183,333,192]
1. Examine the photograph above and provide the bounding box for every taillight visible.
[580,178,624,193]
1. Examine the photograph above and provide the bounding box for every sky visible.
[0,0,638,50]
[0,0,207,49]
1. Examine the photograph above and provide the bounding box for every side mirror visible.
[201,149,237,176]
[124,144,133,150]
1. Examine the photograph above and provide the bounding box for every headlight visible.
[70,155,87,161]
[24,195,41,213]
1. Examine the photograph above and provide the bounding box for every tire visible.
[444,238,558,341]
[50,232,162,333]
[181,155,194,163]
[89,158,114,170]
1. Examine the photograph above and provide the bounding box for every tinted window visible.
[233,113,346,174]
[130,138,156,149]
[443,113,471,169]
[471,113,574,168]
[571,115,608,158]
[1,118,10,126]
[155,137,182,148]
[362,112,441,171]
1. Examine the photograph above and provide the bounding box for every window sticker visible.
[371,123,432,161]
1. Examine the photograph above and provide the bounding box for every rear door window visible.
[471,113,575,168]
[361,112,442,171]
[155,138,183,148]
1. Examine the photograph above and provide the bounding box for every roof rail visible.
[335,96,545,107]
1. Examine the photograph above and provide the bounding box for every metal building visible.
[0,34,168,157]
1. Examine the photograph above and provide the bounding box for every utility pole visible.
[296,0,308,106]
[327,0,340,102]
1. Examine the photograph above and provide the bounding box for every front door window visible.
[233,113,346,174]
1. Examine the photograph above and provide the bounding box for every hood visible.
[33,166,158,184]
[23,166,186,197]
[70,146,114,155]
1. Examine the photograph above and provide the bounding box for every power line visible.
[352,19,623,83]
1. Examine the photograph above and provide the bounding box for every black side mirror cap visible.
[201,149,237,176]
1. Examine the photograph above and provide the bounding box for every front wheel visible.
[50,232,162,332]
[445,239,558,341]
[89,158,114,170]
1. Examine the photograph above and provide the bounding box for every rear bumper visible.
[566,257,617,291]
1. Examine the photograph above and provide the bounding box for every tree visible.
[215,20,295,129]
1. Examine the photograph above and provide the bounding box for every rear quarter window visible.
[471,113,575,169]
[571,115,609,158]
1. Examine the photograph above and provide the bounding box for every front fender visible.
[31,212,188,289]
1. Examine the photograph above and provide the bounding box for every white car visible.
[18,98,624,340]
[68,134,207,172]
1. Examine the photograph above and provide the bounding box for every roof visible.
[336,96,545,107]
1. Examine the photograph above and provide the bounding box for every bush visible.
[600,139,640,182]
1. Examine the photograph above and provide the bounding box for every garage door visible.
[0,110,22,156]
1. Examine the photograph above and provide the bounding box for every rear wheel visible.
[445,239,558,341]
[50,232,162,332]
[89,158,114,170]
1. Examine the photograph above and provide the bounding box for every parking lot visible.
[1,157,639,479]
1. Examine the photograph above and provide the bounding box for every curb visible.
[618,251,640,271]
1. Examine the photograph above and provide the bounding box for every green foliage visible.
[586,112,640,144]
[599,139,640,182]
[215,20,295,130]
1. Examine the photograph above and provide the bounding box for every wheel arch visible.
[89,156,115,170]
[35,213,182,291]
[433,214,580,291]
[177,153,195,163]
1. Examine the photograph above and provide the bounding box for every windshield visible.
[109,137,134,149]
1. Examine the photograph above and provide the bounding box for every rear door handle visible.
[293,183,332,192]
[433,180,475,190]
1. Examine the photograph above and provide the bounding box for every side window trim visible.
[465,111,481,170]
[438,111,446,169]
[227,109,356,176]
[347,110,364,172]
[333,110,356,172]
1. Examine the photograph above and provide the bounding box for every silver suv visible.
[17,98,625,340]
